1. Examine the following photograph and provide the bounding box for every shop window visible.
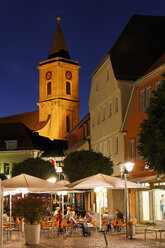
[47,82,51,95]
[66,116,70,132]
[4,163,9,175]
[129,138,136,161]
[66,81,71,95]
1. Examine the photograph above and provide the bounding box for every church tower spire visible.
[37,16,80,141]
[48,16,70,60]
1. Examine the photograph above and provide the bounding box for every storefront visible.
[136,181,165,223]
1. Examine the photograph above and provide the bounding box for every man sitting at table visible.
[113,209,124,232]
[69,213,91,237]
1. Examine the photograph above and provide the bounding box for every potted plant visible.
[13,196,49,245]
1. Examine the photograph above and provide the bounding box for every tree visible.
[0,173,7,180]
[12,158,56,180]
[63,150,113,182]
[138,74,165,173]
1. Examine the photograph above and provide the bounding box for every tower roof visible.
[48,17,70,60]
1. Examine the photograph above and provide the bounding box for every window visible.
[137,136,143,160]
[139,88,146,111]
[47,82,51,95]
[96,81,98,91]
[106,70,109,81]
[115,136,118,154]
[66,116,70,132]
[97,111,100,124]
[66,81,71,95]
[5,140,18,150]
[115,97,118,113]
[146,85,152,107]
[129,138,136,160]
[4,163,9,175]
[104,141,107,155]
[92,114,95,127]
[82,125,86,140]
[102,107,105,121]
[155,80,162,90]
[109,102,112,117]
[107,139,112,156]
[86,121,90,136]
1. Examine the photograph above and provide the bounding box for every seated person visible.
[55,209,63,229]
[3,210,9,221]
[85,211,95,227]
[69,213,91,237]
[53,207,60,216]
[103,211,112,232]
[113,209,123,231]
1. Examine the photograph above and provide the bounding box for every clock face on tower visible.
[65,71,72,80]
[46,71,52,80]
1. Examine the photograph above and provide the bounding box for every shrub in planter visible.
[13,196,49,224]
[13,196,50,245]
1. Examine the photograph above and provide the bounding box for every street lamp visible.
[121,162,134,238]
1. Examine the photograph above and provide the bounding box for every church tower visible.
[37,16,80,140]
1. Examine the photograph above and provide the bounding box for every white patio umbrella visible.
[67,173,146,189]
[2,173,64,193]
[67,173,147,229]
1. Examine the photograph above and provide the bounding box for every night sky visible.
[0,0,165,121]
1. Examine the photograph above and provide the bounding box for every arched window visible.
[47,82,51,95]
[66,81,71,95]
[66,115,70,132]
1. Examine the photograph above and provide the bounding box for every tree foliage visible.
[138,74,165,173]
[63,150,113,182]
[12,157,56,180]
[0,173,7,180]
[13,196,50,224]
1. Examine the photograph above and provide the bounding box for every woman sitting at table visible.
[69,213,91,237]
[85,211,94,227]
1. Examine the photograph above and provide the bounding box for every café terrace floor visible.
[3,225,165,248]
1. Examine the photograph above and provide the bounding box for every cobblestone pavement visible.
[3,230,165,248]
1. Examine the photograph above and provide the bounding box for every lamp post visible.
[121,162,134,238]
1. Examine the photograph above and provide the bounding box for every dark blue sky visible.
[0,0,165,121]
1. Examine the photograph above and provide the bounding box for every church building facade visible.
[0,17,80,141]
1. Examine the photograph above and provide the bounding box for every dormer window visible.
[5,140,18,150]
